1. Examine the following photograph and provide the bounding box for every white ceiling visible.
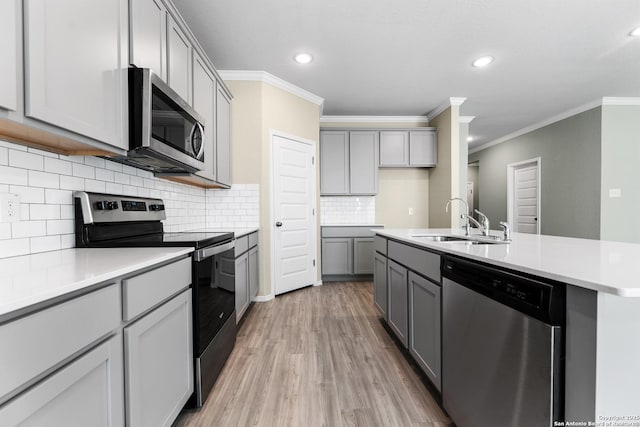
[173,0,640,148]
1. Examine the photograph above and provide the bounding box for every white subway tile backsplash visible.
[114,172,130,185]
[95,168,114,182]
[105,182,124,194]
[85,179,106,193]
[60,205,74,220]
[20,204,30,220]
[59,175,85,191]
[0,223,11,239]
[0,147,8,165]
[320,196,376,225]
[9,150,44,171]
[45,189,73,205]
[0,238,30,258]
[31,235,61,253]
[12,220,46,238]
[31,204,60,220]
[28,170,60,189]
[72,163,94,179]
[46,219,74,235]
[84,156,105,169]
[44,157,72,175]
[10,185,45,204]
[105,161,123,172]
[61,233,75,249]
[0,165,28,185]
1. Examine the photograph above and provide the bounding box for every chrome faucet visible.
[445,197,470,236]
[474,209,490,236]
[499,221,512,241]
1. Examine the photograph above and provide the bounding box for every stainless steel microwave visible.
[115,68,205,174]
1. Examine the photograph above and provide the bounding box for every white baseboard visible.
[313,280,323,287]
[253,294,274,302]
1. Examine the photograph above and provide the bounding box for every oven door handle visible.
[194,241,235,261]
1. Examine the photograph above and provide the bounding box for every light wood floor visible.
[174,281,451,427]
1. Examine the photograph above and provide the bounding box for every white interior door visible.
[272,133,317,295]
[508,159,540,234]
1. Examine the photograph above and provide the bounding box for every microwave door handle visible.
[190,122,205,159]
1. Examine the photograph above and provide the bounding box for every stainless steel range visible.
[74,191,236,407]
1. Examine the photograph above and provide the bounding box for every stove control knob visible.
[95,201,118,210]
[149,204,165,211]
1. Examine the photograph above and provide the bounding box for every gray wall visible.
[468,107,602,239]
[467,164,480,219]
[600,105,640,242]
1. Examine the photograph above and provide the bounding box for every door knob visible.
[275,221,283,227]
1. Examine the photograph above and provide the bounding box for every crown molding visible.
[459,116,475,124]
[427,97,467,121]
[320,115,428,124]
[218,70,325,111]
[601,97,640,106]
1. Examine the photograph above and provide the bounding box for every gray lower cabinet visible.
[373,251,388,319]
[408,272,441,391]
[353,237,374,274]
[124,289,193,427]
[235,232,259,322]
[249,246,259,300]
[321,237,353,275]
[0,336,124,427]
[387,259,409,347]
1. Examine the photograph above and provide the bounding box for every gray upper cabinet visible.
[349,131,378,195]
[379,129,437,168]
[0,0,18,112]
[379,131,409,167]
[320,131,350,195]
[167,13,192,105]
[408,271,441,391]
[215,83,232,187]
[409,131,437,166]
[24,0,128,150]
[193,52,216,181]
[129,0,167,80]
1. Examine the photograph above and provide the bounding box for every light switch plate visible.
[609,188,622,198]
[0,193,20,223]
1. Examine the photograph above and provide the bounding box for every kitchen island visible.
[374,228,640,425]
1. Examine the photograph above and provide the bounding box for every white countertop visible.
[0,247,193,319]
[376,228,640,297]
[321,224,384,227]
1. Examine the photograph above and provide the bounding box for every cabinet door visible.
[321,238,353,275]
[379,131,409,167]
[349,131,378,195]
[409,272,441,391]
[167,14,192,104]
[125,290,193,427]
[193,53,216,181]
[0,0,18,111]
[387,259,408,347]
[24,0,128,150]
[0,336,124,427]
[235,253,249,322]
[215,83,232,187]
[249,246,259,300]
[409,131,437,167]
[373,252,388,319]
[320,131,349,195]
[353,237,374,274]
[129,0,166,80]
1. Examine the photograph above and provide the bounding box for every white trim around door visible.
[507,157,541,234]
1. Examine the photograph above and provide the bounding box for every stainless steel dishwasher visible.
[442,256,565,427]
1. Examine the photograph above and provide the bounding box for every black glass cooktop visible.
[91,231,234,249]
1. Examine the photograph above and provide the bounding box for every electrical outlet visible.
[408,207,414,215]
[0,193,21,223]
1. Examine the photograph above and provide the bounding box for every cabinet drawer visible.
[235,235,249,256]
[388,240,441,283]
[321,226,382,238]
[122,257,191,321]
[248,232,258,249]
[374,235,387,255]
[0,284,120,403]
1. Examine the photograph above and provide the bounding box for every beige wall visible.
[321,120,431,228]
[428,106,461,227]
[225,80,321,298]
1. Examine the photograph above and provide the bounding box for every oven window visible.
[151,86,201,157]
[193,249,235,355]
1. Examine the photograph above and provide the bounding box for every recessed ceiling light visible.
[631,27,640,37]
[472,56,494,68]
[294,53,313,64]
[467,136,474,142]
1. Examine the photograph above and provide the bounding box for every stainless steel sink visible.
[411,235,469,242]
[411,234,510,244]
